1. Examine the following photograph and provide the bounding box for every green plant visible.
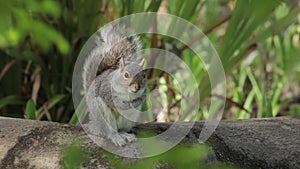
[0,0,299,122]
[225,2,300,118]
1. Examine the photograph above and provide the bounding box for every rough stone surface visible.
[0,116,299,169]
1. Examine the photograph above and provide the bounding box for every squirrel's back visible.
[83,25,143,92]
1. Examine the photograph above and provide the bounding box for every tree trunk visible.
[0,116,299,169]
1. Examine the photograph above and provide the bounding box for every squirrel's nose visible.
[130,83,140,93]
[134,84,140,91]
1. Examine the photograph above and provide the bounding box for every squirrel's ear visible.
[120,57,125,71]
[138,59,145,67]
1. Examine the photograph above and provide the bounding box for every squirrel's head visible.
[112,57,146,94]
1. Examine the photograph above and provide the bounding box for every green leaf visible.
[146,0,162,12]
[69,98,87,124]
[41,0,61,18]
[221,0,283,70]
[249,5,300,45]
[264,94,273,117]
[178,0,201,20]
[0,95,24,109]
[246,67,264,117]
[25,99,37,120]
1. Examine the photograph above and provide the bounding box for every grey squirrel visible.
[82,25,146,146]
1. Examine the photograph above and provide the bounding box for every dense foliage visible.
[0,0,299,123]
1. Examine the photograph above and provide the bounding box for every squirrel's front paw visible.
[120,132,137,143]
[110,132,136,146]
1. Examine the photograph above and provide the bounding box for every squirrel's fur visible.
[82,25,146,146]
[83,25,143,92]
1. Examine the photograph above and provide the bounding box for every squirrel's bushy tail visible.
[83,24,143,92]
[82,46,102,92]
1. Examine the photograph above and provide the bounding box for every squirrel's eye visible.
[124,72,130,78]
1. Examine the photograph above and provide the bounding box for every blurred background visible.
[0,0,300,124]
